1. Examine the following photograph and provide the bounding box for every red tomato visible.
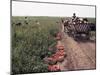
[57,56,64,62]
[56,45,64,50]
[48,65,61,71]
[56,32,62,37]
[58,46,64,50]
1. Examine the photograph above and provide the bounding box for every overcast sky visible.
[12,1,95,17]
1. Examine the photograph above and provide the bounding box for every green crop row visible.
[12,16,61,74]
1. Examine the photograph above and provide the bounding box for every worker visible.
[72,13,77,21]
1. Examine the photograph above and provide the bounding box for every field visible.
[11,16,96,74]
[12,16,62,74]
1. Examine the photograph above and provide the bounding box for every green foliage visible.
[12,16,60,74]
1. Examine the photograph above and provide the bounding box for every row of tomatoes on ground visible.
[48,45,66,72]
[48,32,65,72]
[48,45,65,63]
[44,32,66,72]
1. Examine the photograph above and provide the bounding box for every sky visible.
[12,1,96,17]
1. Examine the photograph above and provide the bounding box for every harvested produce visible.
[48,64,61,71]
[56,50,65,56]
[57,55,64,62]
[56,32,62,37]
[56,45,64,50]
[55,32,62,40]
[46,57,57,65]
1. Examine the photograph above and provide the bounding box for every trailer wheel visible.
[86,32,90,40]
[86,34,90,40]
[72,32,78,40]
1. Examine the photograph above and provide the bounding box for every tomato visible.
[48,64,61,71]
[56,32,62,37]
[56,45,64,50]
[57,56,64,62]
[58,46,64,50]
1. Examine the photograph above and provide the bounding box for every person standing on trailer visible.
[72,13,77,23]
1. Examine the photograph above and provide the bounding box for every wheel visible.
[86,35,90,40]
[72,31,76,38]
[86,33,90,40]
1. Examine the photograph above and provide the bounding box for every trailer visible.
[63,19,95,40]
[67,23,90,40]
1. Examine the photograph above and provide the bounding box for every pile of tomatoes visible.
[47,45,66,71]
[53,45,65,61]
[45,32,66,72]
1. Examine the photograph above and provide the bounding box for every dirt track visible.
[58,32,96,71]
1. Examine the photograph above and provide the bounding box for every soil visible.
[57,32,96,71]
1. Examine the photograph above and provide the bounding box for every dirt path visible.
[58,32,96,71]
